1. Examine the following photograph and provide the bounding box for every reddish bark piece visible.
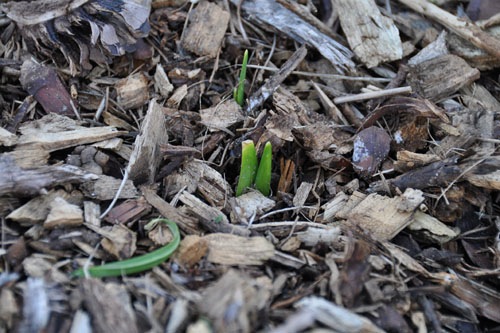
[20,60,75,116]
[352,126,391,177]
[467,0,500,20]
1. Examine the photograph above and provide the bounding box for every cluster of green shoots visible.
[236,140,272,196]
[233,51,272,197]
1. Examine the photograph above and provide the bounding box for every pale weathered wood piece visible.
[142,187,199,235]
[79,279,139,333]
[181,1,230,58]
[7,190,75,225]
[346,188,425,241]
[115,72,149,110]
[333,0,402,68]
[0,155,98,197]
[128,99,168,184]
[199,100,244,132]
[0,127,17,146]
[44,197,83,229]
[199,270,272,333]
[234,0,354,71]
[407,210,459,244]
[230,191,275,224]
[179,191,250,236]
[80,175,138,201]
[203,233,275,266]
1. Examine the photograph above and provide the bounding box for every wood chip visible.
[44,197,83,229]
[203,233,275,266]
[333,0,402,68]
[115,72,149,110]
[128,99,168,184]
[407,54,480,101]
[346,188,425,241]
[181,1,230,58]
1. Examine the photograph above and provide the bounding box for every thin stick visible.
[99,167,130,219]
[397,0,500,58]
[334,86,412,104]
[249,221,330,230]
[245,65,392,82]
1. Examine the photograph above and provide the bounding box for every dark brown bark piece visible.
[390,158,461,191]
[407,54,480,101]
[339,240,371,307]
[352,126,391,178]
[19,59,75,116]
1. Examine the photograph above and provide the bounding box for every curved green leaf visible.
[73,219,180,278]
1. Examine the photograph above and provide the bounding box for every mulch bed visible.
[1,0,500,332]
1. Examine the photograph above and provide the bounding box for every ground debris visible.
[2,0,500,332]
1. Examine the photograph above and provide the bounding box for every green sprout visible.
[236,140,258,196]
[255,141,272,196]
[235,140,273,197]
[233,49,249,106]
[73,218,180,278]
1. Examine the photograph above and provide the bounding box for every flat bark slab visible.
[181,1,229,58]
[407,54,480,101]
[333,0,402,68]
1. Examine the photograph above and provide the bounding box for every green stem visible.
[73,219,180,278]
[234,49,249,106]
[236,140,258,196]
[255,142,272,196]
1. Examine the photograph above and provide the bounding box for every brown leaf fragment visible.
[85,223,137,260]
[467,0,500,21]
[19,59,75,116]
[5,236,29,268]
[374,305,413,333]
[352,126,391,178]
[338,241,371,307]
[181,1,229,58]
